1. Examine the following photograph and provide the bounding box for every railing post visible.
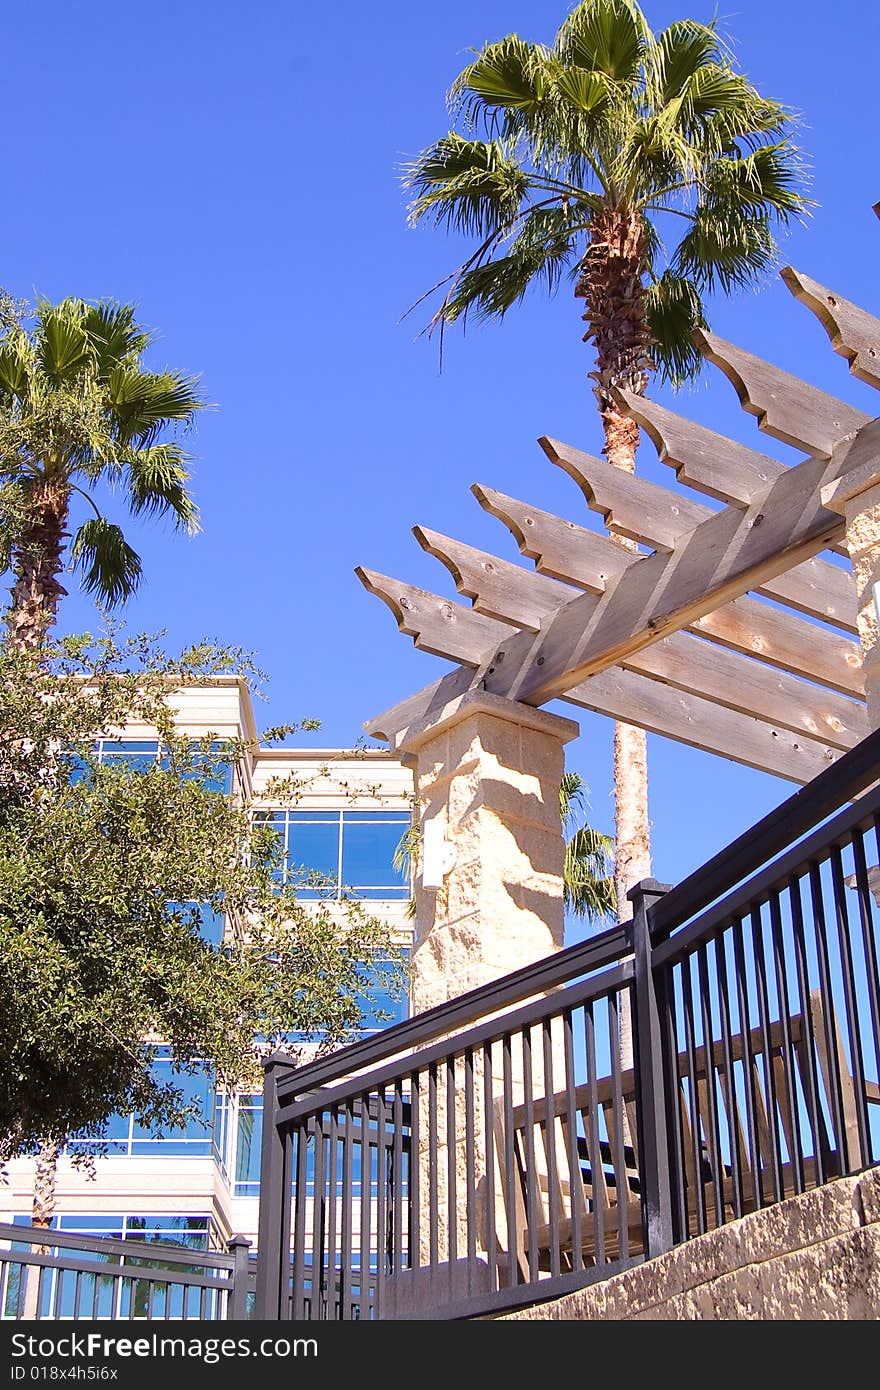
[227,1235,252,1320]
[254,1058,292,1319]
[628,878,675,1260]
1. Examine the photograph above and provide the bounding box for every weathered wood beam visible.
[613,386,850,558]
[543,435,857,630]
[415,528,865,751]
[358,571,840,784]
[479,420,880,707]
[781,268,880,391]
[694,329,871,456]
[474,484,863,696]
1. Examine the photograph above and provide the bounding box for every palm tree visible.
[0,297,204,1225]
[560,771,615,924]
[405,0,808,923]
[0,297,205,649]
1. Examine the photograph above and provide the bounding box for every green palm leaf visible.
[70,518,143,606]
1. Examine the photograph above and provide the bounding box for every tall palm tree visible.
[560,771,615,924]
[0,297,205,648]
[405,0,808,922]
[0,296,204,1225]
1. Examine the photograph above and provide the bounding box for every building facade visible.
[1,679,414,1252]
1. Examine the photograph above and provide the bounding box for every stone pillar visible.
[841,480,880,730]
[396,689,579,1013]
[391,691,578,1289]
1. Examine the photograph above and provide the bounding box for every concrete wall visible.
[500,1168,880,1320]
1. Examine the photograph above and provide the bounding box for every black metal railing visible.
[255,728,880,1320]
[0,1224,253,1320]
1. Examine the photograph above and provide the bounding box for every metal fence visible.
[0,1224,253,1320]
[255,728,880,1320]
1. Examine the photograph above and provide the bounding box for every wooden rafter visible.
[781,268,880,391]
[473,486,862,697]
[412,528,865,751]
[357,569,841,784]
[693,330,871,456]
[474,418,880,708]
[542,435,857,629]
[358,265,880,784]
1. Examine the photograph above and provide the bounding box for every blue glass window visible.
[355,950,410,1032]
[234,1097,263,1196]
[69,1050,215,1158]
[258,809,411,900]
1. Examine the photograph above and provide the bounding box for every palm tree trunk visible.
[6,482,69,1223]
[577,207,655,1065]
[7,479,69,650]
[32,1141,60,1227]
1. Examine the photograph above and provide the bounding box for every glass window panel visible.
[183,743,233,796]
[287,821,340,888]
[234,1100,263,1193]
[130,1061,214,1143]
[341,816,410,893]
[354,951,410,1031]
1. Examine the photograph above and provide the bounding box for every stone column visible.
[396,689,579,1013]
[840,479,880,730]
[391,691,578,1295]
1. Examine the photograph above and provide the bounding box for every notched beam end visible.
[354,566,410,628]
[539,434,613,522]
[781,265,880,390]
[412,526,467,595]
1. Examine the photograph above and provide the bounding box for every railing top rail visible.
[0,1223,235,1272]
[272,921,629,1104]
[655,779,880,967]
[650,725,880,939]
[276,960,634,1126]
[0,1246,233,1289]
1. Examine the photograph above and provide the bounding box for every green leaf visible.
[70,517,143,606]
[556,0,645,83]
[36,301,94,385]
[644,272,707,384]
[124,444,200,534]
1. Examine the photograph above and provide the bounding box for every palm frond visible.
[555,0,646,84]
[441,206,578,325]
[105,366,204,447]
[0,334,31,402]
[70,517,143,606]
[81,301,152,375]
[674,207,777,294]
[644,271,707,384]
[405,135,529,238]
[124,444,200,533]
[449,35,551,130]
[35,301,94,386]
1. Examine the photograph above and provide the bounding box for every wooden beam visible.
[479,421,880,707]
[358,571,840,783]
[781,267,880,391]
[415,528,865,751]
[612,386,849,558]
[542,436,857,630]
[474,484,863,696]
[694,329,871,456]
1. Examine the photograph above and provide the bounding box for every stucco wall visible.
[500,1167,880,1320]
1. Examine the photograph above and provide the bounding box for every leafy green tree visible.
[0,297,204,648]
[405,0,808,920]
[0,630,400,1222]
[560,771,615,923]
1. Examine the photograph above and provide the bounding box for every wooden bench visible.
[494,991,877,1278]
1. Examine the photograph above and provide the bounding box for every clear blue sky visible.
[3,0,878,895]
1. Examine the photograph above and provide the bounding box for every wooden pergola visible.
[357,265,880,786]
